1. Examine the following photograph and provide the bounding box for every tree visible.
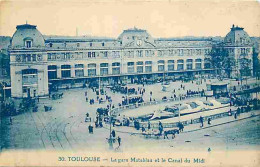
[210,46,236,78]
[252,48,260,79]
[240,57,252,85]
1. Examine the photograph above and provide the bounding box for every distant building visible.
[8,24,253,98]
[222,25,254,78]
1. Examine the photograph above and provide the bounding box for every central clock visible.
[136,40,142,46]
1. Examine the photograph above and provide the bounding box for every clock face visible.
[136,40,142,46]
[37,54,42,61]
[16,55,21,62]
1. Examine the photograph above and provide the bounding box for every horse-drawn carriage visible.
[51,93,63,100]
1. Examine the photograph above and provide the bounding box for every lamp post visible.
[108,100,113,149]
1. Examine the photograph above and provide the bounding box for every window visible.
[32,54,37,61]
[186,59,193,70]
[100,63,108,75]
[75,64,84,77]
[49,43,53,47]
[168,60,175,71]
[22,69,38,85]
[26,41,32,48]
[158,60,165,72]
[127,62,135,73]
[88,63,96,76]
[104,51,108,58]
[102,43,105,47]
[195,59,202,69]
[177,60,184,71]
[136,61,143,73]
[145,61,152,73]
[77,43,80,47]
[137,50,143,57]
[145,50,151,57]
[27,54,31,61]
[90,43,92,47]
[61,65,71,78]
[48,65,57,79]
[22,54,26,62]
[112,62,120,75]
[92,52,95,58]
[88,52,91,58]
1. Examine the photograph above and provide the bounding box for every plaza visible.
[1,77,259,152]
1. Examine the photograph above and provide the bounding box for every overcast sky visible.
[0,0,259,38]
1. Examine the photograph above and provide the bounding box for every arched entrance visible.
[22,69,38,98]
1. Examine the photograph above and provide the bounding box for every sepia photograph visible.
[0,0,259,166]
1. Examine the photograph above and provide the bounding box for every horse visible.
[58,93,63,98]
[164,129,179,139]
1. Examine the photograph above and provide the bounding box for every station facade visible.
[8,24,253,98]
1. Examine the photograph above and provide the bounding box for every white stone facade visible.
[8,24,252,97]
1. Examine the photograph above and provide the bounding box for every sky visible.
[0,0,260,38]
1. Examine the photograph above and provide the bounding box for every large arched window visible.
[75,64,84,77]
[145,61,152,73]
[22,69,38,85]
[88,63,96,76]
[136,61,144,73]
[100,63,108,75]
[127,62,135,73]
[112,62,120,75]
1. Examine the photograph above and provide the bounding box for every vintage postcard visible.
[0,0,259,166]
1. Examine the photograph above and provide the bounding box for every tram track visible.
[36,110,56,149]
[28,109,47,149]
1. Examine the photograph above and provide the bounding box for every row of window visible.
[49,42,104,48]
[16,54,43,62]
[226,48,251,54]
[47,60,207,79]
[47,49,211,61]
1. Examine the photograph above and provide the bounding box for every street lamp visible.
[108,100,113,150]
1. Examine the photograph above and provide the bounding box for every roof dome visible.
[11,24,45,48]
[224,25,252,46]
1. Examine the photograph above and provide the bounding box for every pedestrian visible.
[117,136,121,146]
[208,118,211,125]
[228,109,232,116]
[111,129,116,138]
[234,112,237,119]
[141,126,146,133]
[86,97,88,102]
[199,116,204,127]
[99,121,103,127]
[88,125,93,134]
[148,120,151,130]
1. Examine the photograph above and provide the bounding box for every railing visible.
[111,94,202,116]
